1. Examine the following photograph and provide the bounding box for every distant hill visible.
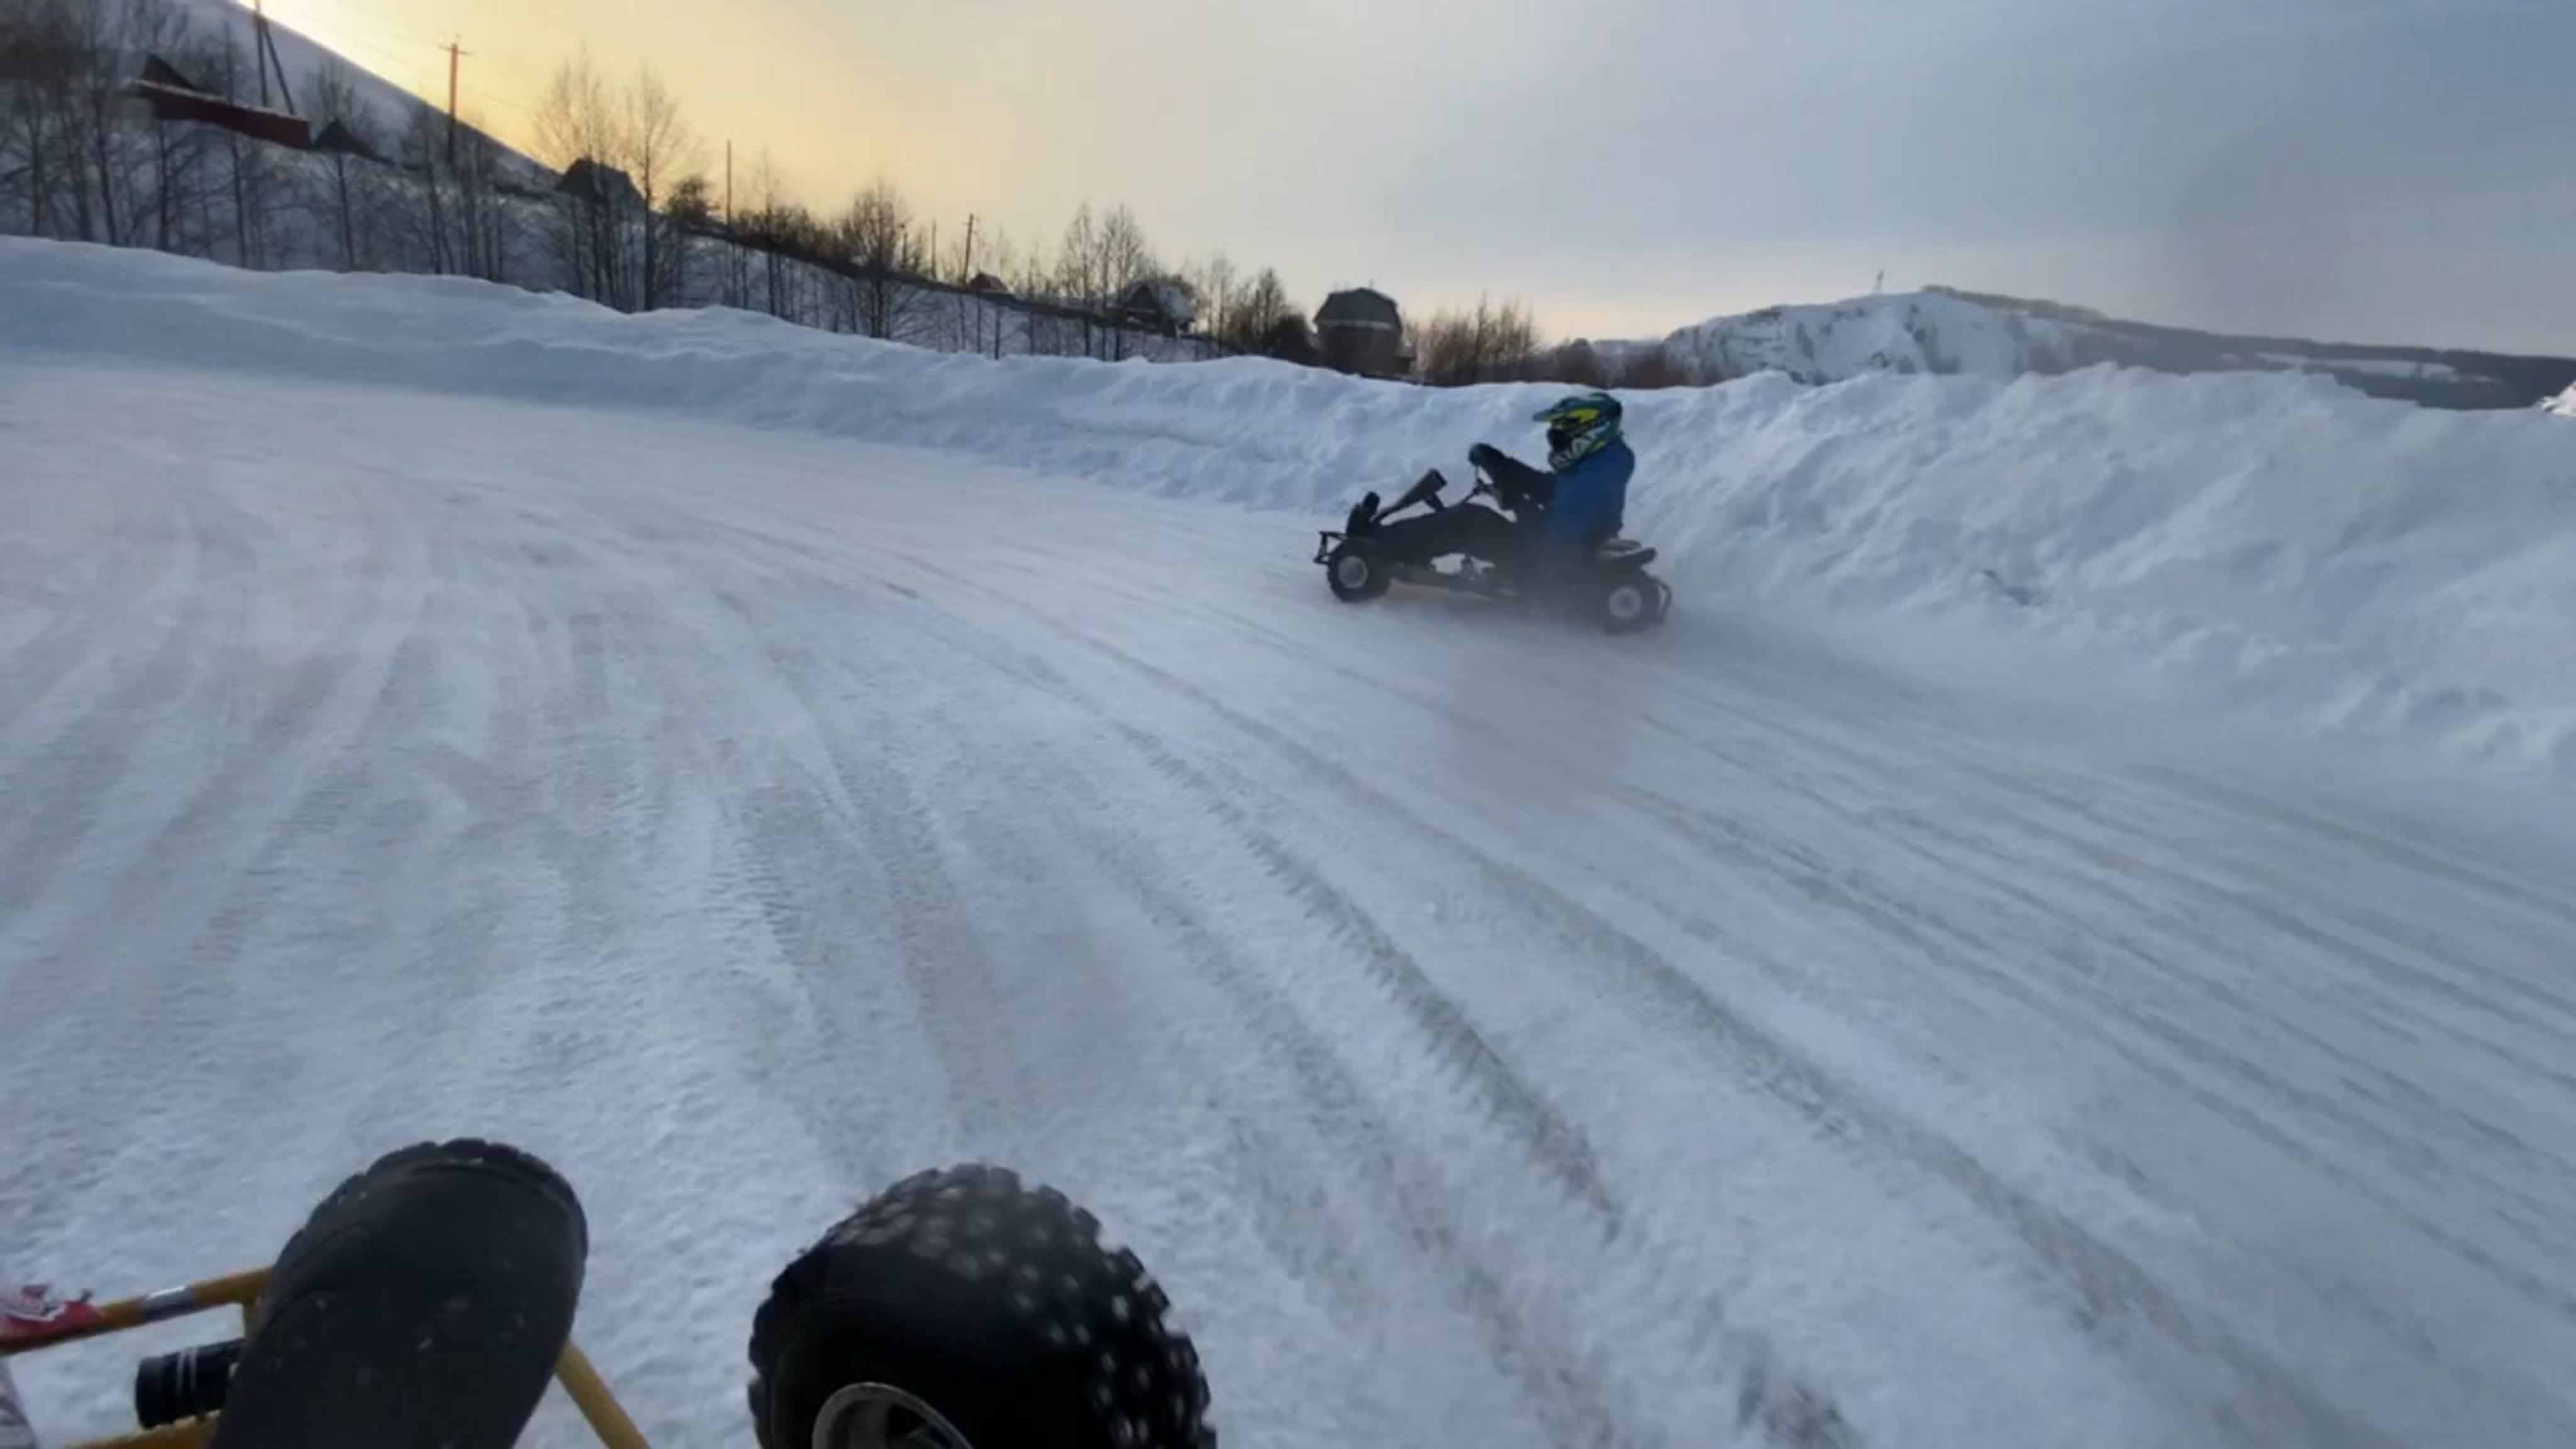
[1600,287,2576,411]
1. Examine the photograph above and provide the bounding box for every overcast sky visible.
[274,0,2576,353]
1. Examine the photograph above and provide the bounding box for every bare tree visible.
[1054,200,1106,355]
[968,223,1023,355]
[302,55,382,269]
[838,173,921,339]
[0,0,65,236]
[1225,266,1291,351]
[396,103,453,274]
[624,64,697,308]
[448,113,511,284]
[532,47,631,305]
[206,28,280,268]
[665,170,713,304]
[1188,252,1238,348]
[1093,202,1160,357]
[740,146,789,317]
[0,0,205,249]
[1411,295,1545,385]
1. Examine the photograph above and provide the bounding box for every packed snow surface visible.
[6,240,2576,1449]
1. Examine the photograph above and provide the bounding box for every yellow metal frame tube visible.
[11,1265,647,1449]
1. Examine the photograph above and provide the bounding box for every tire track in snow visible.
[0,489,213,928]
[2133,764,2576,930]
[1108,719,1625,1231]
[1618,784,2576,1342]
[1619,663,2576,1286]
[1943,754,2576,1045]
[663,526,1840,1445]
[669,527,1755,1440]
[0,465,188,741]
[833,542,1629,1230]
[718,612,1080,1158]
[2,470,435,1246]
[1028,612,2399,1449]
[843,545,1867,1447]
[1034,709,1838,1449]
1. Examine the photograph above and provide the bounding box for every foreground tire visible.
[748,1165,1215,1449]
[1324,542,1391,602]
[210,1139,588,1449]
[1597,574,1658,633]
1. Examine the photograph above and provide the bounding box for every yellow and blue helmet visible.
[1535,391,1623,470]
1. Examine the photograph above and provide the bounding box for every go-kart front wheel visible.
[1324,541,1391,603]
[747,1164,1215,1449]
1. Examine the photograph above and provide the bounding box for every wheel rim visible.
[1335,553,1374,589]
[1606,584,1646,621]
[812,1383,976,1449]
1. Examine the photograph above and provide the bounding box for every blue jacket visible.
[1538,438,1634,548]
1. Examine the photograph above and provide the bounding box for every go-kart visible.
[1309,462,1674,633]
[0,1138,1213,1449]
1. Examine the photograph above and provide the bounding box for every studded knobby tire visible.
[748,1164,1215,1449]
[208,1138,588,1449]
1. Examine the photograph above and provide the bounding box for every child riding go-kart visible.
[1,1138,1214,1449]
[1310,392,1674,633]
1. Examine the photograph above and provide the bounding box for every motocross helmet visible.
[1535,391,1623,470]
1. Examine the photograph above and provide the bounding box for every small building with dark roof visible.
[310,118,384,164]
[555,157,642,210]
[1112,276,1199,336]
[1316,286,1406,377]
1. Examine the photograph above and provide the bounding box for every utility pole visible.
[963,213,976,278]
[249,0,295,112]
[443,38,469,164]
[724,140,733,226]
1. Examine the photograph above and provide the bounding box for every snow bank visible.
[1596,289,2566,411]
[9,236,2575,774]
[2545,382,2576,418]
[1615,290,2087,385]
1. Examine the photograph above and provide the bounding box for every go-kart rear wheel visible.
[747,1164,1215,1449]
[1324,542,1390,602]
[1597,575,1659,633]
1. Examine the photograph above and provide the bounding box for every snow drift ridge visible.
[7,236,2573,775]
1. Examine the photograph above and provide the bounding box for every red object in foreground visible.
[0,1285,106,1350]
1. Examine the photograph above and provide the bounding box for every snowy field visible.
[4,239,2576,1449]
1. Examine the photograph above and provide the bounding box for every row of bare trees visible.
[2,0,1685,384]
[1406,296,1690,389]
[2,0,528,282]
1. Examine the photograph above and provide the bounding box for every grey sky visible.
[1313,0,2576,350]
[404,0,2576,352]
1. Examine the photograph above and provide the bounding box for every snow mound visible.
[1631,291,2086,385]
[1604,287,2576,409]
[9,235,2576,774]
[2544,383,2576,418]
